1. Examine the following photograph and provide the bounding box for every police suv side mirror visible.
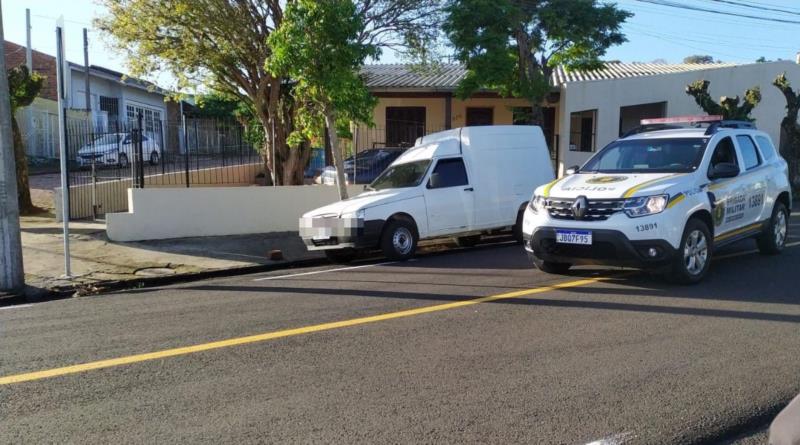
[428,172,442,189]
[709,162,739,179]
[565,165,580,175]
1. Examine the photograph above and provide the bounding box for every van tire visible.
[667,218,712,285]
[513,207,525,244]
[533,257,571,275]
[325,249,357,263]
[381,218,418,260]
[757,202,788,255]
[455,235,481,248]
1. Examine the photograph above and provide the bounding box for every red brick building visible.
[4,40,57,101]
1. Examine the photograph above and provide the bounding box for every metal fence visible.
[63,114,261,219]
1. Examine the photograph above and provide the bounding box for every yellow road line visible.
[0,276,609,386]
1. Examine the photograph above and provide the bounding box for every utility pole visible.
[0,0,26,293]
[25,8,34,155]
[56,20,72,278]
[83,28,90,113]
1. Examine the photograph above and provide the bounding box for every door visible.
[466,107,493,126]
[424,157,474,235]
[707,136,746,237]
[734,134,769,226]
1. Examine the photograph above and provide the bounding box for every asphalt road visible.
[2,216,800,444]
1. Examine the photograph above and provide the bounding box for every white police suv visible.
[522,115,792,284]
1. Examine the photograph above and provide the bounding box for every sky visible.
[4,0,800,91]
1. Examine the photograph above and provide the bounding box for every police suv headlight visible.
[623,194,668,218]
[529,195,546,213]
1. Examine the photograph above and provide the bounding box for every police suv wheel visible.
[757,202,788,255]
[381,219,418,260]
[668,218,712,284]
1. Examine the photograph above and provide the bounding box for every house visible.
[4,40,172,160]
[359,61,800,175]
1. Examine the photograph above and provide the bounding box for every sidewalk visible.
[19,213,324,297]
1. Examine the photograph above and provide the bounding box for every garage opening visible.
[619,102,667,136]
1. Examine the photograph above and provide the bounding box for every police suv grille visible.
[545,198,625,221]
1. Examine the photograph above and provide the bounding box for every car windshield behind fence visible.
[582,137,708,173]
[369,160,431,190]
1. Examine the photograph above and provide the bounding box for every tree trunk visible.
[324,106,349,200]
[281,142,313,185]
[11,114,35,214]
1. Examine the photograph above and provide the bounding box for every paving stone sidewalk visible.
[18,213,323,296]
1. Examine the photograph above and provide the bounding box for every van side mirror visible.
[428,172,442,189]
[709,162,739,179]
[565,165,580,175]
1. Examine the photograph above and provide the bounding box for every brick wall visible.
[4,40,57,101]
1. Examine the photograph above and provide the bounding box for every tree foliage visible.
[685,79,761,121]
[443,0,631,128]
[683,55,715,64]
[8,65,44,214]
[773,73,800,191]
[269,0,379,200]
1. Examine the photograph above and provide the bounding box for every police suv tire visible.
[757,202,789,255]
[325,249,356,264]
[668,218,712,285]
[381,219,418,260]
[533,257,572,275]
[455,235,481,248]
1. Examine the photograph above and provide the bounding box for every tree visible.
[683,55,714,64]
[443,0,631,146]
[8,65,43,214]
[756,56,768,63]
[97,0,294,184]
[269,0,379,200]
[685,79,761,121]
[773,73,800,192]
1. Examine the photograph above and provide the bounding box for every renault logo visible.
[572,195,588,220]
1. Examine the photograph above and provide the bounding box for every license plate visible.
[555,230,592,245]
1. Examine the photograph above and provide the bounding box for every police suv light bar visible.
[640,115,723,125]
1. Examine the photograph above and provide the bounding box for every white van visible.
[299,125,555,262]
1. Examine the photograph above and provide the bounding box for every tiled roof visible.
[362,62,740,91]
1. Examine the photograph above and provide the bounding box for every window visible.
[429,158,468,188]
[708,136,738,177]
[736,135,761,170]
[386,107,426,146]
[370,159,431,191]
[512,107,533,125]
[755,135,777,161]
[570,110,597,152]
[466,108,493,126]
[99,96,119,118]
[583,138,707,173]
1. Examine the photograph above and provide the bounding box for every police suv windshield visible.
[369,159,431,190]
[582,137,708,174]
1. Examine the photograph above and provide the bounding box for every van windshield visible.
[582,137,708,173]
[369,160,431,191]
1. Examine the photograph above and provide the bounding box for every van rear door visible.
[424,157,475,235]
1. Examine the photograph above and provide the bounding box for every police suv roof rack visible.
[623,115,756,137]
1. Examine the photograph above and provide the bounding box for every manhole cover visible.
[134,267,177,277]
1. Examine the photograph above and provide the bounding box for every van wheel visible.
[325,249,357,264]
[381,218,418,260]
[532,257,571,275]
[513,207,525,244]
[667,218,712,284]
[455,235,480,248]
[757,202,788,255]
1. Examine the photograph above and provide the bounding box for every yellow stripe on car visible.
[542,177,563,197]
[622,174,683,198]
[667,193,685,208]
[714,222,763,242]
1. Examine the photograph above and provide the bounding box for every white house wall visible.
[558,61,800,175]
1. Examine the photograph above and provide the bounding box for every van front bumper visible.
[525,227,678,269]
[300,218,385,251]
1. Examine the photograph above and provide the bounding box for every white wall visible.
[107,185,365,242]
[557,61,800,175]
